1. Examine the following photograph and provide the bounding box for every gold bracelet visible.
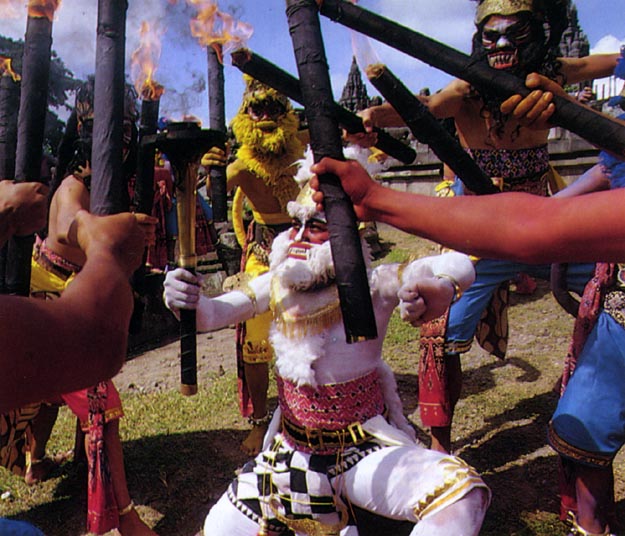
[118,500,135,516]
[239,283,258,316]
[436,273,463,304]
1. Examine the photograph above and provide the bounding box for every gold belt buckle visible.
[347,422,366,444]
[304,427,325,450]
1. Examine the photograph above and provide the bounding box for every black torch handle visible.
[230,49,416,165]
[180,294,198,396]
[286,0,377,342]
[367,64,497,195]
[319,0,625,159]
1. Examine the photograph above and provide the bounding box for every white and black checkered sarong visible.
[226,433,384,533]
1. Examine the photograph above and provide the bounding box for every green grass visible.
[1,225,624,535]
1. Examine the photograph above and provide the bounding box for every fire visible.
[27,0,61,21]
[187,0,253,63]
[130,20,165,101]
[0,56,21,82]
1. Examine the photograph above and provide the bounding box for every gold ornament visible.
[475,0,534,25]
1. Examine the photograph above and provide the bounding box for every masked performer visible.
[22,78,157,536]
[164,181,489,536]
[201,75,306,456]
[349,0,619,454]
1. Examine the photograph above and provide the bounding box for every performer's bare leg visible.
[430,354,462,454]
[241,362,269,457]
[25,404,61,485]
[574,463,613,534]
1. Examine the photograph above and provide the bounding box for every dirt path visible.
[115,326,237,395]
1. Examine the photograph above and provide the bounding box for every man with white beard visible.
[163,184,490,536]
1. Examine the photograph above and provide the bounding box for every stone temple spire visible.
[339,57,371,113]
[559,1,590,59]
[559,2,594,96]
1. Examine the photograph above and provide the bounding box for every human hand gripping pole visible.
[146,123,225,395]
[286,0,377,342]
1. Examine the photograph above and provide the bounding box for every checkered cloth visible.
[226,433,383,533]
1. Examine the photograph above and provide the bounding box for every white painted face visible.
[481,14,533,70]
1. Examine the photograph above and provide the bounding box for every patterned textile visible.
[467,145,550,185]
[236,220,291,417]
[474,281,510,359]
[0,404,40,476]
[223,430,488,535]
[277,371,385,455]
[227,435,380,534]
[418,312,451,427]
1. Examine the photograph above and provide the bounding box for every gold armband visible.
[239,283,258,316]
[223,272,258,315]
[436,273,463,304]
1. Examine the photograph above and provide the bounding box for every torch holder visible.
[142,122,225,395]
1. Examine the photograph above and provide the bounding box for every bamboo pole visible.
[90,0,129,216]
[318,0,625,158]
[207,44,228,223]
[231,47,416,165]
[286,0,377,343]
[366,63,497,194]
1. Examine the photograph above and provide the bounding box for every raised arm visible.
[0,211,156,412]
[310,157,625,264]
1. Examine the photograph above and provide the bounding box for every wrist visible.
[435,273,463,304]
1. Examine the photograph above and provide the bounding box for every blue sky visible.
[0,0,623,124]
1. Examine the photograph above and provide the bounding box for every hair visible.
[469,0,568,139]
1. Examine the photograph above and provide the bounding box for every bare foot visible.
[25,451,72,485]
[118,507,158,536]
[240,425,267,457]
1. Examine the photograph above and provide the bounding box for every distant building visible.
[338,57,371,113]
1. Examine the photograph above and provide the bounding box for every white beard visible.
[269,230,372,291]
[268,230,373,387]
[269,231,335,291]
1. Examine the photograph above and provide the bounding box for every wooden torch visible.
[143,123,225,395]
[286,0,377,343]
[318,0,625,158]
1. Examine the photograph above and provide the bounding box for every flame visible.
[130,20,165,101]
[186,1,253,63]
[0,56,21,82]
[27,0,60,21]
[0,0,24,19]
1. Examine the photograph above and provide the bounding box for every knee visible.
[204,494,258,536]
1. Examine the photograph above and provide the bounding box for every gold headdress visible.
[287,182,326,224]
[475,0,534,25]
[239,74,291,114]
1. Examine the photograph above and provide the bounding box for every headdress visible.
[238,74,291,114]
[474,0,534,25]
[287,182,326,225]
[74,75,139,126]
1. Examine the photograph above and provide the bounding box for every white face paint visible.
[481,14,533,70]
